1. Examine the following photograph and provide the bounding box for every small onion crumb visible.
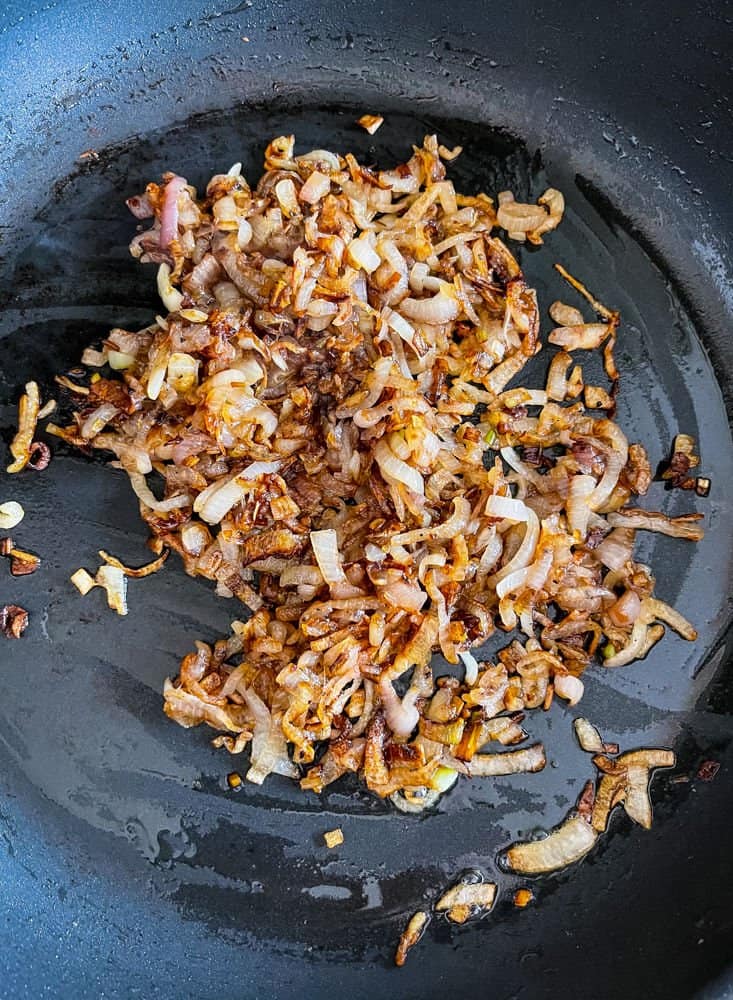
[357,114,384,135]
[1,604,29,640]
[513,888,534,908]
[323,828,344,849]
[70,568,96,596]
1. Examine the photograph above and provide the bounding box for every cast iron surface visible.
[1,2,732,998]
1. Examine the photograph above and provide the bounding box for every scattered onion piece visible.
[504,814,598,875]
[606,508,704,541]
[95,565,128,616]
[37,398,57,420]
[0,604,29,639]
[0,502,25,531]
[6,381,40,473]
[70,567,96,595]
[395,910,430,967]
[435,877,497,924]
[448,743,545,777]
[573,718,605,754]
[323,828,344,848]
[8,547,40,576]
[98,547,170,578]
[357,114,384,135]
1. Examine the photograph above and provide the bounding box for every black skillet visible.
[1,1,732,997]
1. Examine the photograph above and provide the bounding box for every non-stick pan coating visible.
[1,3,732,998]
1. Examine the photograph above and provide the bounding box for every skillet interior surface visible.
[1,3,732,998]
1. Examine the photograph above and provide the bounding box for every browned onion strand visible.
[57,133,703,799]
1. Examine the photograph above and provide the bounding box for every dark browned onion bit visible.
[9,550,40,576]
[1,604,29,639]
[697,760,720,782]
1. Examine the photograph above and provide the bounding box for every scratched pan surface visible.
[1,2,733,998]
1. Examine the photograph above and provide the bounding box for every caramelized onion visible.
[54,131,701,809]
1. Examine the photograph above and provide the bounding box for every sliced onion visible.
[496,565,530,601]
[128,472,190,513]
[157,262,183,313]
[379,680,419,738]
[435,880,497,922]
[167,352,199,393]
[95,565,128,616]
[390,789,440,814]
[623,766,653,829]
[181,522,211,557]
[553,673,584,706]
[384,308,415,344]
[458,650,480,686]
[81,402,119,439]
[0,501,25,530]
[549,301,585,326]
[588,425,628,511]
[274,178,300,217]
[566,474,596,537]
[497,192,548,235]
[298,148,341,171]
[450,743,546,777]
[608,589,642,628]
[347,234,381,273]
[159,175,187,248]
[644,597,697,640]
[382,580,428,613]
[401,288,460,324]
[603,620,665,667]
[504,814,597,874]
[606,508,705,541]
[490,508,540,585]
[486,494,531,521]
[573,718,605,753]
[98,547,169,578]
[193,474,248,525]
[310,529,348,586]
[299,170,331,204]
[548,324,609,350]
[595,527,634,570]
[374,439,424,495]
[280,565,324,587]
[395,911,430,967]
[243,687,298,784]
[391,497,470,546]
[108,350,136,371]
[7,381,40,474]
[546,351,572,401]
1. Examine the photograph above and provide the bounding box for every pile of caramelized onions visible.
[57,134,703,799]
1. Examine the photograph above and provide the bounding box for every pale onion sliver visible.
[156,262,183,313]
[505,815,597,874]
[310,529,348,586]
[374,439,424,496]
[0,501,25,530]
